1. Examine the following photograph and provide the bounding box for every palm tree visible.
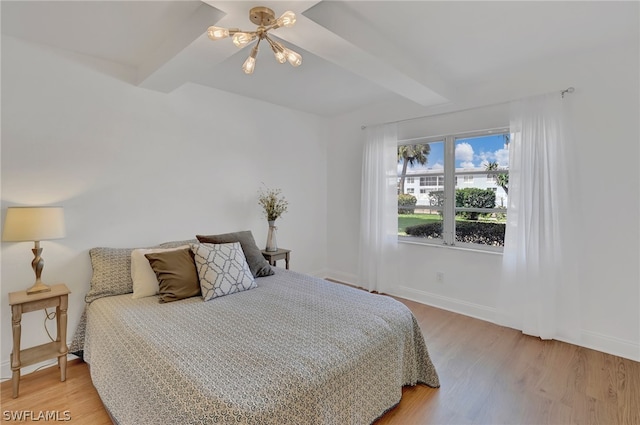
[398,144,430,194]
[485,161,509,195]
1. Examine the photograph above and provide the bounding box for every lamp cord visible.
[43,308,57,342]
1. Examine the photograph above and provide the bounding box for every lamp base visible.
[26,281,51,295]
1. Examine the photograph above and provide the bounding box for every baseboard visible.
[324,273,640,362]
[321,270,359,286]
[576,331,640,362]
[394,285,639,361]
[395,285,497,323]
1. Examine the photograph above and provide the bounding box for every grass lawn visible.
[398,213,506,235]
[398,214,441,235]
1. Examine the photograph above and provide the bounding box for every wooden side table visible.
[8,283,70,398]
[261,248,291,270]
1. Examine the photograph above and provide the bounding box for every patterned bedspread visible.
[84,269,439,425]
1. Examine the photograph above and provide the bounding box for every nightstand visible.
[8,283,70,398]
[261,248,291,270]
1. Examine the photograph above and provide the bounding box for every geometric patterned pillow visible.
[190,242,257,301]
[196,231,273,278]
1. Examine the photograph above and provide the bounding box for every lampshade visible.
[3,206,66,242]
[3,206,66,294]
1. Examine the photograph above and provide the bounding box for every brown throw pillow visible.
[145,247,201,303]
[196,230,274,278]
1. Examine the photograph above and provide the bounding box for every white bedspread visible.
[85,269,439,425]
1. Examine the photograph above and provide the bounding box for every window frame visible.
[397,127,509,253]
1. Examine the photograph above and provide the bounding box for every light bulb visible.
[284,48,302,67]
[232,32,255,48]
[268,39,287,64]
[274,51,286,64]
[207,26,229,40]
[242,46,259,75]
[277,11,296,28]
[242,56,256,74]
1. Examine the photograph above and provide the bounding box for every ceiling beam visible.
[136,2,225,92]
[136,0,449,108]
[277,13,449,107]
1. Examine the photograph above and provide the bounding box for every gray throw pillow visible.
[196,231,274,278]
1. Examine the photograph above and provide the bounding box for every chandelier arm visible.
[254,37,263,51]
[264,23,281,32]
[264,35,277,50]
[233,29,258,36]
[265,35,288,64]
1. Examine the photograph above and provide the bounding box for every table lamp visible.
[2,206,66,294]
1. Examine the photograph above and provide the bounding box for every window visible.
[397,129,509,250]
[420,176,443,187]
[406,188,415,194]
[406,177,415,184]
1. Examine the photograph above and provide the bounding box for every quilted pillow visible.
[86,247,136,303]
[159,239,198,248]
[191,242,257,301]
[196,231,273,278]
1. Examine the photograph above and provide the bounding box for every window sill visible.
[397,236,503,255]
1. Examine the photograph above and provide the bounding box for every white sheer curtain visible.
[497,92,581,341]
[357,123,398,293]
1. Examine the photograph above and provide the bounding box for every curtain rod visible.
[361,86,575,130]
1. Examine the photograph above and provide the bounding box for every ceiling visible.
[1,1,638,116]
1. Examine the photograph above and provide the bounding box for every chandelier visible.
[207,6,302,74]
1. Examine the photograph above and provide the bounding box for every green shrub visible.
[405,222,442,239]
[398,194,417,214]
[455,188,496,220]
[455,221,505,246]
[405,221,505,246]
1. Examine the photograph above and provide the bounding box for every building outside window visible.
[397,130,510,250]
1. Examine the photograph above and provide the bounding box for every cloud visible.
[460,161,475,169]
[495,148,509,167]
[431,162,444,170]
[476,145,510,168]
[455,142,474,162]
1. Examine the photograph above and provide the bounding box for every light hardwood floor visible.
[1,298,638,424]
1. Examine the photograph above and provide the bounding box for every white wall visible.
[1,25,638,384]
[325,40,640,361]
[0,36,328,377]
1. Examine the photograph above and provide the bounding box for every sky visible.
[399,134,509,173]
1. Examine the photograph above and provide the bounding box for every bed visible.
[77,237,439,425]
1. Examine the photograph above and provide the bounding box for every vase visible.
[265,220,278,252]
